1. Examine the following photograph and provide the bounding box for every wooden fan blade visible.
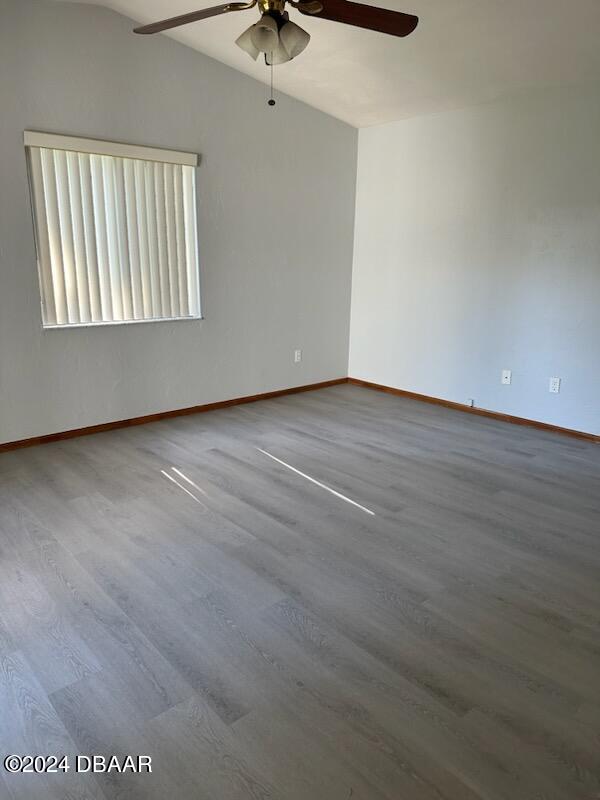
[297,0,418,37]
[134,2,255,35]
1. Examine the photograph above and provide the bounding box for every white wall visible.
[349,86,600,435]
[0,0,357,444]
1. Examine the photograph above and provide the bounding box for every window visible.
[25,132,201,328]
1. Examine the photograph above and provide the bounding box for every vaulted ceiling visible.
[59,0,600,126]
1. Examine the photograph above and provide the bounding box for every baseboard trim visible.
[347,377,599,443]
[2,375,596,452]
[0,378,348,453]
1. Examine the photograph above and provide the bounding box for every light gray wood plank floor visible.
[0,383,598,799]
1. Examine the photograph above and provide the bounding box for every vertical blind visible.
[25,133,201,327]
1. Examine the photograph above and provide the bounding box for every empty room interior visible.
[1,0,600,798]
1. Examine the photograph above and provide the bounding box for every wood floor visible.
[0,383,599,800]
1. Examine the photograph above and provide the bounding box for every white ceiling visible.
[60,0,600,127]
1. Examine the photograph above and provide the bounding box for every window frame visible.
[24,131,202,330]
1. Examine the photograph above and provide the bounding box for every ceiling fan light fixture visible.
[265,40,293,65]
[235,25,260,59]
[250,14,279,53]
[280,20,310,59]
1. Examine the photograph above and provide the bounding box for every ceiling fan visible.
[133,0,418,67]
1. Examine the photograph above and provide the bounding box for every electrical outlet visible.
[549,377,561,394]
[501,369,512,385]
[294,349,302,364]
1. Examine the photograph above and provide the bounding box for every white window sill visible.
[42,315,204,330]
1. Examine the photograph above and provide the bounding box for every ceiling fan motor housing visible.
[258,0,287,14]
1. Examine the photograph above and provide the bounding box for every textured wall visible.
[0,0,357,443]
[350,86,600,434]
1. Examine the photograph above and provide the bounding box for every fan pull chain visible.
[268,55,276,107]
